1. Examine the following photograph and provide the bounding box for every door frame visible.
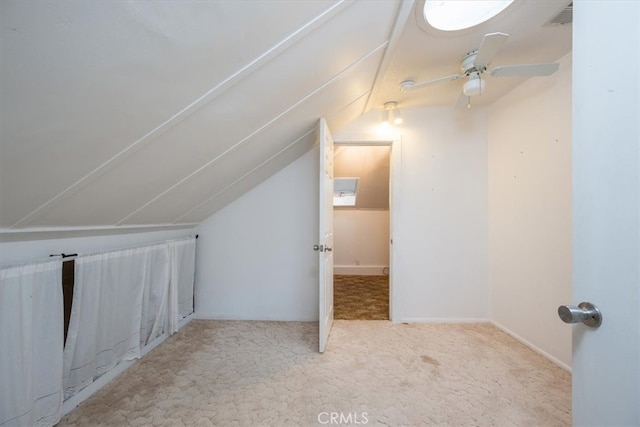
[333,135,402,322]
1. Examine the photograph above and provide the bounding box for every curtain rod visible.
[56,235,198,259]
[49,253,78,259]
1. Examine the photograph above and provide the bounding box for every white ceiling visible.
[0,0,572,233]
[375,0,572,109]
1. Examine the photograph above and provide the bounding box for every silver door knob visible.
[558,302,602,328]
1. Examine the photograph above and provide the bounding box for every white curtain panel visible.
[140,244,171,347]
[62,248,146,399]
[171,238,196,322]
[0,260,63,427]
[61,237,195,400]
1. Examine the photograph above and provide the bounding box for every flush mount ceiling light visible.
[423,0,515,32]
[383,101,403,125]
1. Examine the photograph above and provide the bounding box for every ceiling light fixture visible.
[462,72,485,97]
[383,101,403,125]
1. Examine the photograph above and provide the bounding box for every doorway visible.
[331,140,398,320]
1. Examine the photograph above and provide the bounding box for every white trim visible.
[334,265,389,275]
[0,224,196,243]
[363,0,416,113]
[61,313,195,418]
[196,314,317,322]
[397,317,491,323]
[396,318,571,372]
[491,321,571,372]
[333,135,401,323]
[334,135,400,146]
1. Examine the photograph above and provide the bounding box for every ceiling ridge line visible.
[171,127,318,224]
[115,42,387,226]
[363,0,415,113]
[9,0,352,230]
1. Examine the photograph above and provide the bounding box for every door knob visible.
[558,302,602,328]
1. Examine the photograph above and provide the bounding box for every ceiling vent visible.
[545,2,573,26]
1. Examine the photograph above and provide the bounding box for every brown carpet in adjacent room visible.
[333,274,389,320]
[57,320,571,426]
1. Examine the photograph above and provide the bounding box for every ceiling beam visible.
[362,0,415,113]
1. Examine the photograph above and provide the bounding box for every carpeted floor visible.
[334,275,389,320]
[57,320,571,426]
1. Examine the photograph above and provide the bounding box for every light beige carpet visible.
[57,320,571,426]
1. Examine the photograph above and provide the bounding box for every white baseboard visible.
[396,317,490,323]
[334,265,388,275]
[61,313,195,417]
[196,313,318,322]
[491,321,571,372]
[395,318,571,372]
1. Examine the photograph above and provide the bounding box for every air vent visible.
[546,2,573,25]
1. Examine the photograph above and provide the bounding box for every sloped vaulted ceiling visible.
[0,0,572,235]
[0,0,409,231]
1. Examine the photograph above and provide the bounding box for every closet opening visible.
[332,143,392,320]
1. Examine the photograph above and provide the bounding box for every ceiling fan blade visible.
[474,32,509,68]
[400,74,462,91]
[490,63,560,77]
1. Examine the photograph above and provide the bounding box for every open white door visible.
[317,118,334,353]
[569,1,640,424]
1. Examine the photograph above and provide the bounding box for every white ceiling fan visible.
[399,32,560,108]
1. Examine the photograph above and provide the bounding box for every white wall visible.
[0,228,194,266]
[337,107,490,322]
[334,209,389,275]
[195,107,489,322]
[488,53,572,368]
[195,149,319,321]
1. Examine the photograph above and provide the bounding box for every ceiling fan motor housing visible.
[461,50,486,75]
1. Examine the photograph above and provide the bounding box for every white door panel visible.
[318,118,334,353]
[571,1,640,424]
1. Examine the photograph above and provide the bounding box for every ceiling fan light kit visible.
[398,32,560,107]
[463,74,485,96]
